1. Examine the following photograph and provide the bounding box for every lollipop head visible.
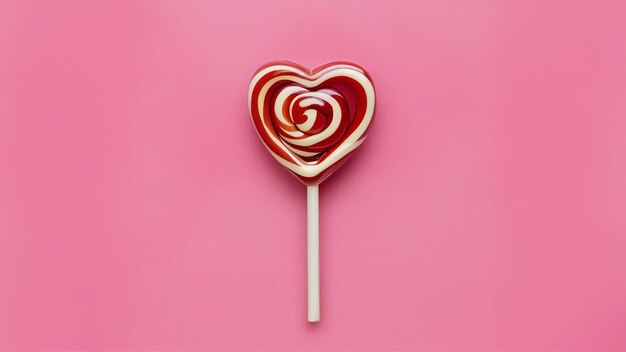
[249,61,376,185]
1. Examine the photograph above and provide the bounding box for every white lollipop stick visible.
[307,185,320,322]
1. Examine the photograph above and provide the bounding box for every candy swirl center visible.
[271,86,349,160]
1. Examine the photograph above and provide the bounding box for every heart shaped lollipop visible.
[248,61,376,322]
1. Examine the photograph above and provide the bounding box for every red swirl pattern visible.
[249,61,376,185]
[271,86,349,160]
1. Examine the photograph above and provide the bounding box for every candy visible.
[249,61,375,185]
[249,61,376,322]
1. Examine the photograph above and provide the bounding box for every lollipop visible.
[248,61,375,322]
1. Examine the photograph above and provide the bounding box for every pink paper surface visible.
[1,0,625,350]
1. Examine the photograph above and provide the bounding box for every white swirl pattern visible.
[249,62,375,185]
[273,87,348,159]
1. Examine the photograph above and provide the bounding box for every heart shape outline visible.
[248,61,376,185]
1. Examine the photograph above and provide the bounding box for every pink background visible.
[1,0,625,350]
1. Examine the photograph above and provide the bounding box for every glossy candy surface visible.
[249,61,376,185]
